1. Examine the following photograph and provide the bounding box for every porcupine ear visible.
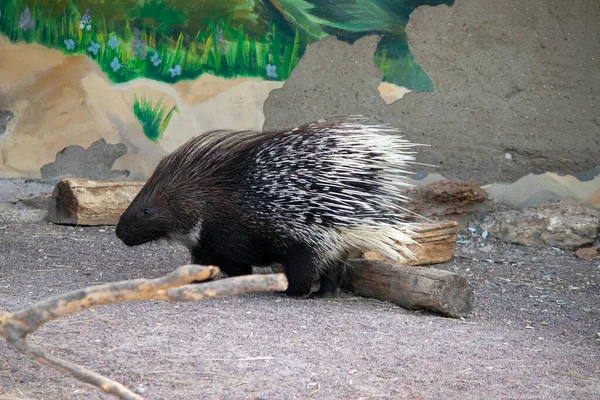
[159,192,170,204]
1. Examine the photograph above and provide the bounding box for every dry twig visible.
[0,264,288,400]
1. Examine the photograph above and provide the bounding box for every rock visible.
[489,198,600,251]
[406,180,489,228]
[575,247,598,260]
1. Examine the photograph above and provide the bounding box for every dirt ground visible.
[0,201,599,400]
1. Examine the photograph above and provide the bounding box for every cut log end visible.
[343,259,474,318]
[435,272,475,318]
[46,180,79,225]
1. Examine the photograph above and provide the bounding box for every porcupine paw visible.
[312,269,343,298]
[312,286,340,298]
[278,269,314,298]
[280,280,313,299]
[278,246,317,298]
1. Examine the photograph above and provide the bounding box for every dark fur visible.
[115,128,343,297]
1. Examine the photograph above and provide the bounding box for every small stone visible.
[479,244,493,253]
[575,247,598,260]
[135,386,146,394]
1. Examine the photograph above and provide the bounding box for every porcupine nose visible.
[115,224,125,239]
[115,217,127,240]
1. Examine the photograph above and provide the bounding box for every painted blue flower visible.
[151,53,162,67]
[215,25,226,54]
[131,40,146,59]
[131,28,146,59]
[80,9,91,31]
[110,57,121,72]
[64,39,75,51]
[19,7,35,31]
[266,64,277,78]
[169,65,181,77]
[87,41,100,55]
[108,36,119,50]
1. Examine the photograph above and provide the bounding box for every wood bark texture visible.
[46,178,145,226]
[343,259,474,318]
[361,221,458,266]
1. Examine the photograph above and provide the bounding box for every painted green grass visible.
[0,0,303,84]
[377,48,435,92]
[0,0,434,91]
[132,94,178,142]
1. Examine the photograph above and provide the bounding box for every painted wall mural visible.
[0,0,453,180]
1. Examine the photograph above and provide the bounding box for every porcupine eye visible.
[143,208,151,215]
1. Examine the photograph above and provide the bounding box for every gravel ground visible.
[0,202,599,400]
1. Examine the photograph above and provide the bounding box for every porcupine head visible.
[115,129,260,250]
[115,147,207,249]
[115,163,202,249]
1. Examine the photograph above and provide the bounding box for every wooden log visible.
[46,178,145,226]
[361,221,458,266]
[343,259,474,318]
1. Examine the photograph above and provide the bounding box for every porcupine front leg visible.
[281,245,318,298]
[190,247,253,277]
[212,255,253,277]
[190,246,213,266]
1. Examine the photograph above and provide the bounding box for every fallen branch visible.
[0,265,288,400]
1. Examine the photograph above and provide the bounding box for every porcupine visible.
[115,116,425,297]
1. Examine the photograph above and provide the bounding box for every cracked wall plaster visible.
[263,0,600,184]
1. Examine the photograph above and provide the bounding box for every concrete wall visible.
[1,0,599,205]
[264,0,600,184]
